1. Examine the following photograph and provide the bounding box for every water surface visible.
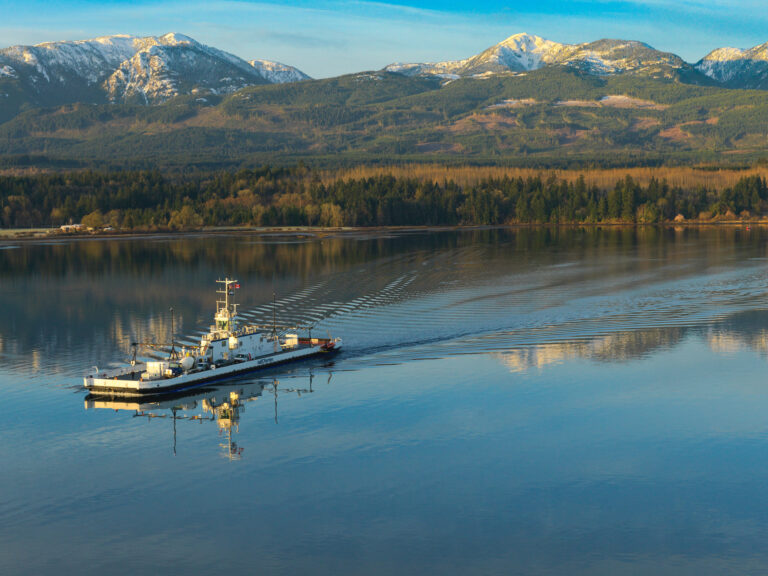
[2,227,768,574]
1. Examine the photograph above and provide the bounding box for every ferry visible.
[84,278,341,396]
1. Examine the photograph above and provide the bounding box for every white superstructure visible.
[84,278,341,395]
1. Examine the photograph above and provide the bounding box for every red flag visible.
[234,283,241,289]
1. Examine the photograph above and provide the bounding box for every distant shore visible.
[1,221,764,245]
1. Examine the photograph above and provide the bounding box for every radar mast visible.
[215,277,239,334]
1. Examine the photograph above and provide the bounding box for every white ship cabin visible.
[197,278,297,365]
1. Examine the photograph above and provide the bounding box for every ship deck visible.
[86,339,340,396]
[112,344,322,382]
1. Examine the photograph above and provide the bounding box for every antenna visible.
[169,307,175,358]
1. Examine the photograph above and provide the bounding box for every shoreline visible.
[0,221,763,245]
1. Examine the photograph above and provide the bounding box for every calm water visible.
[3,227,768,574]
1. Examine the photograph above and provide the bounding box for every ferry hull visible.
[85,344,340,397]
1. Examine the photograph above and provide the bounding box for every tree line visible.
[1,166,767,230]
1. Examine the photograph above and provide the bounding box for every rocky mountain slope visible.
[696,42,768,89]
[249,59,310,84]
[386,33,698,80]
[3,31,768,169]
[0,32,310,109]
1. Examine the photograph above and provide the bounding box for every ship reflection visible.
[84,371,326,460]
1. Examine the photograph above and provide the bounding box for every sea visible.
[3,227,768,575]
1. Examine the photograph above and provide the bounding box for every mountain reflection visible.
[495,328,686,372]
[496,311,768,373]
[84,373,322,460]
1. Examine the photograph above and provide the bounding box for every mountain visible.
[4,31,768,169]
[386,33,699,80]
[386,34,568,77]
[0,33,310,111]
[5,65,768,169]
[249,59,310,84]
[696,43,768,89]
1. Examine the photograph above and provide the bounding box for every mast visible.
[272,291,277,340]
[215,277,239,334]
[169,306,175,358]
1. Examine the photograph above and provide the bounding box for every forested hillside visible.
[2,67,768,169]
[3,166,768,230]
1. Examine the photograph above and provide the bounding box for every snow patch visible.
[158,33,197,46]
[386,32,685,79]
[249,59,310,83]
[696,42,768,84]
[702,47,745,62]
[0,32,308,103]
[354,73,383,81]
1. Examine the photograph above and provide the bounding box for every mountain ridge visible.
[386,33,702,81]
[3,31,768,169]
[696,41,768,89]
[0,32,311,110]
[4,30,768,110]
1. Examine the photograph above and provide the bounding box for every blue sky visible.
[2,0,767,78]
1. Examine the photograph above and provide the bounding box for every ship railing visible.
[91,364,146,379]
[241,323,314,336]
[298,337,334,346]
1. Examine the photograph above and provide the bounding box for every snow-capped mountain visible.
[386,33,691,79]
[4,30,768,124]
[103,33,271,103]
[696,43,768,89]
[387,34,568,77]
[1,34,138,85]
[0,33,311,106]
[249,59,310,84]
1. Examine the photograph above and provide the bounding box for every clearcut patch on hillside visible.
[555,95,667,110]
